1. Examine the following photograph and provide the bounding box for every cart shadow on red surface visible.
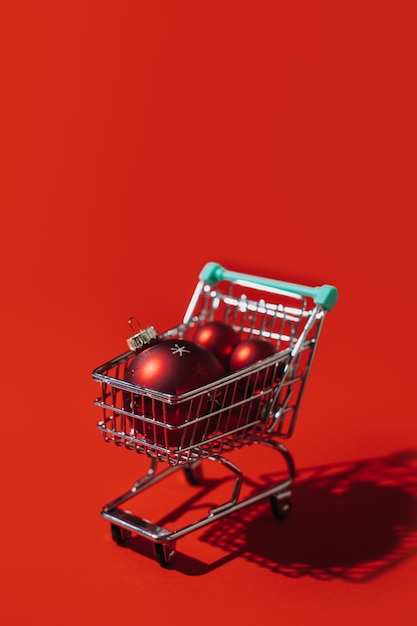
[142,448,417,578]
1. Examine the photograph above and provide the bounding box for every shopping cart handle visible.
[199,262,338,311]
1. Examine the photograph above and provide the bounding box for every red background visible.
[1,1,416,624]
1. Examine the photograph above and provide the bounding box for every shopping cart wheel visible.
[270,494,292,520]
[183,461,203,485]
[154,542,176,567]
[110,523,130,546]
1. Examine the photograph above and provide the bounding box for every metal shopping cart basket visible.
[93,262,338,566]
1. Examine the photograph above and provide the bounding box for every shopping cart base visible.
[101,440,295,567]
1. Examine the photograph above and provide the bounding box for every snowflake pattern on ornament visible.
[170,343,191,357]
[192,362,209,381]
[207,389,223,407]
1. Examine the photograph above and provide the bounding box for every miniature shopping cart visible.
[93,262,338,566]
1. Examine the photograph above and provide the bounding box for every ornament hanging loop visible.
[128,317,142,334]
[126,317,159,352]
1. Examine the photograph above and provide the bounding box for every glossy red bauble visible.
[215,384,262,438]
[229,338,276,390]
[124,339,225,447]
[192,321,240,369]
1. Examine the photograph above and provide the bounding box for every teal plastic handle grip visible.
[199,262,338,311]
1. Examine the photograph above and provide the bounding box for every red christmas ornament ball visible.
[192,321,240,369]
[215,384,264,438]
[229,338,276,390]
[124,339,225,447]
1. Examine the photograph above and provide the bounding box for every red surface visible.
[1,1,416,624]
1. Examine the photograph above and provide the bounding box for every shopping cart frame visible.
[93,262,337,566]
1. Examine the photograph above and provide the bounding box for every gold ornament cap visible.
[126,317,159,351]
